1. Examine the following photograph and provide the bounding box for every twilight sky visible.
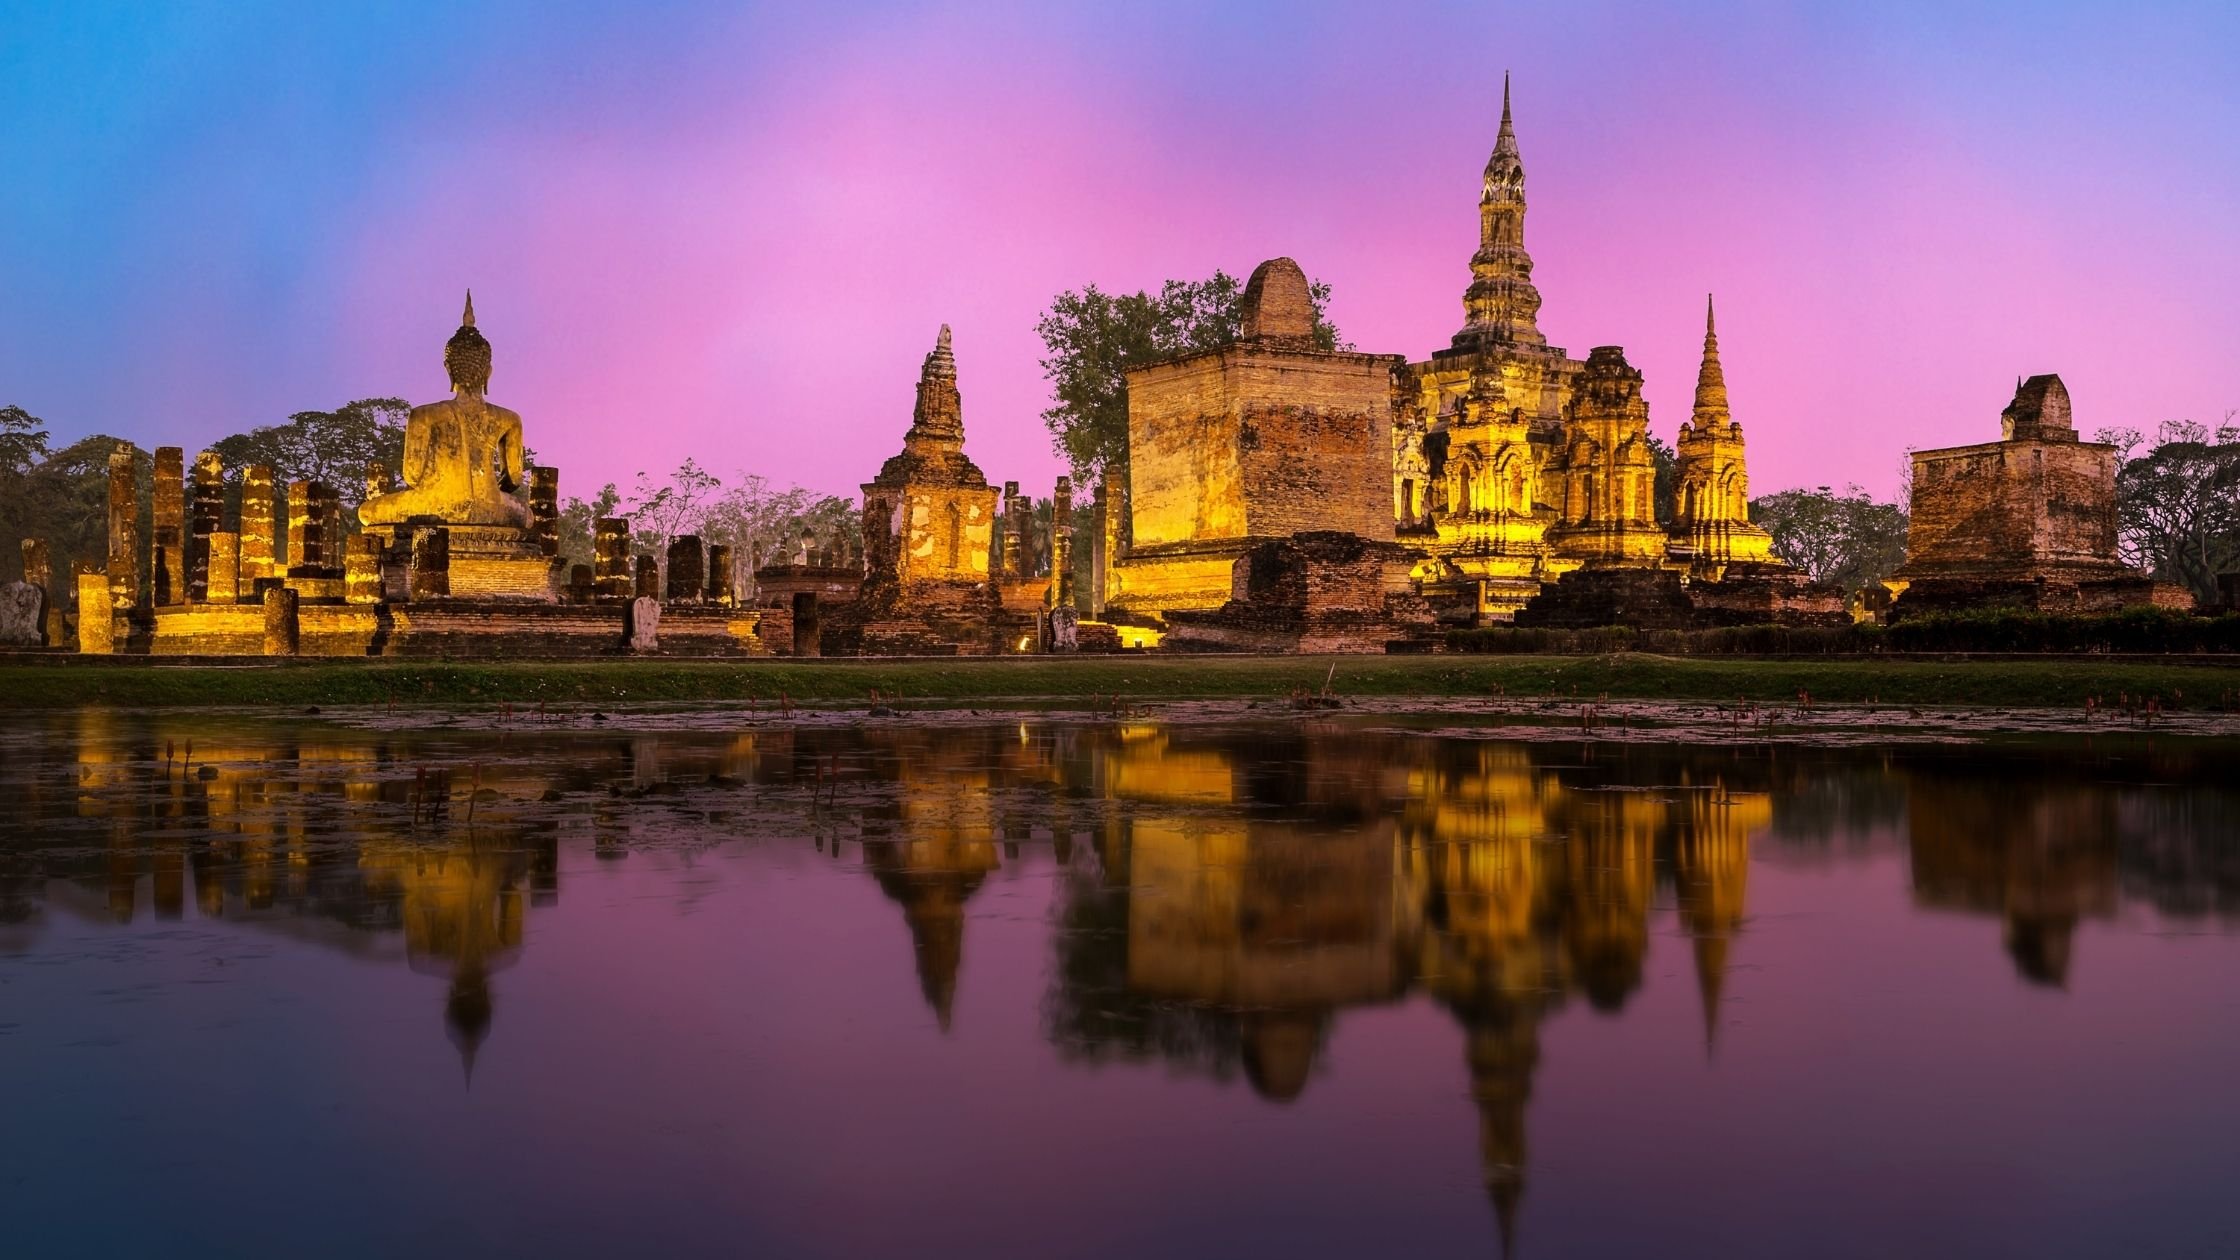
[2,0,2234,502]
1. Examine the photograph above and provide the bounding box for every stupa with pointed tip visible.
[1399,75,1587,621]
[848,325,1037,654]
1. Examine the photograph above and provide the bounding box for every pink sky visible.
[5,2,2235,503]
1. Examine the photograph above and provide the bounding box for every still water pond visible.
[3,711,2238,1258]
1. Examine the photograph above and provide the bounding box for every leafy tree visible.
[0,434,144,604]
[1646,433,1678,525]
[207,398,412,532]
[2098,417,2240,602]
[1750,483,1909,594]
[701,474,854,568]
[0,404,50,476]
[625,457,723,556]
[1036,270,1343,480]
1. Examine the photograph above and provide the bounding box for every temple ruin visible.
[1888,374,2189,618]
[46,296,769,658]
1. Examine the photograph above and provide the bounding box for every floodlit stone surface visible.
[1109,259,1404,620]
[852,326,1035,655]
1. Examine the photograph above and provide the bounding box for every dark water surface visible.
[3,710,2238,1258]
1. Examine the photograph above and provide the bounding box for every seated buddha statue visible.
[360,293,531,529]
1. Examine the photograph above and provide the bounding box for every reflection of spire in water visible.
[1467,1012,1541,1259]
[1674,792,1757,1058]
[447,963,493,1088]
[865,835,998,1034]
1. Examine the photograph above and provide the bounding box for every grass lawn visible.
[5,654,2237,710]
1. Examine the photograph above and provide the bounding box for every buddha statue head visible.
[445,291,494,398]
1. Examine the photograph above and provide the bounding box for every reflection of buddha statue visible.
[359,292,530,529]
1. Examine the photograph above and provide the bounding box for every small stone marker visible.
[1047,606,1079,652]
[76,572,114,653]
[626,596,661,653]
[263,587,300,656]
[0,581,45,646]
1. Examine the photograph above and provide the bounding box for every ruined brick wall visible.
[1905,438,2121,574]
[1125,347,1400,549]
[1127,354,1250,548]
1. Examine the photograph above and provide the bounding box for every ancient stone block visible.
[666,537,705,603]
[316,484,343,571]
[1163,531,1436,653]
[106,444,139,613]
[285,481,313,571]
[152,526,183,607]
[1110,259,1404,619]
[240,464,278,581]
[77,571,114,653]
[410,527,451,600]
[262,586,300,656]
[0,581,45,646]
[206,531,241,604]
[189,450,224,602]
[706,544,734,606]
[1046,605,1079,652]
[528,466,560,557]
[634,555,659,600]
[594,517,632,602]
[345,535,382,604]
[1050,476,1075,609]
[568,563,593,604]
[153,447,185,597]
[22,539,63,645]
[626,596,661,653]
[999,481,1023,578]
[1892,374,2180,618]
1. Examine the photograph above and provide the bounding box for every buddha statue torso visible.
[360,394,530,528]
[359,293,531,529]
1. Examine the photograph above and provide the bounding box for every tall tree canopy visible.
[208,397,410,509]
[2099,417,2240,602]
[1036,270,1342,480]
[1749,484,1910,594]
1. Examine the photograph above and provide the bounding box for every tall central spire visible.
[1692,294,1730,426]
[1455,72,1546,351]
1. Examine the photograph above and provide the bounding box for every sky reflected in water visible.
[3,712,2237,1258]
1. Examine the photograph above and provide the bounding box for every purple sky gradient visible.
[3,1,2234,503]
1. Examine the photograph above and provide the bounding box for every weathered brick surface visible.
[106,445,138,614]
[1164,531,1436,654]
[1112,260,1403,622]
[1893,374,2185,618]
[239,464,277,582]
[189,450,223,602]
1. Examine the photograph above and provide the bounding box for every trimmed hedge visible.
[1447,609,2240,656]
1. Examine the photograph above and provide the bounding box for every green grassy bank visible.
[5,654,2238,710]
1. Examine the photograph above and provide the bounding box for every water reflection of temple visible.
[1037,729,1773,1250]
[44,716,558,1082]
[11,715,2240,1252]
